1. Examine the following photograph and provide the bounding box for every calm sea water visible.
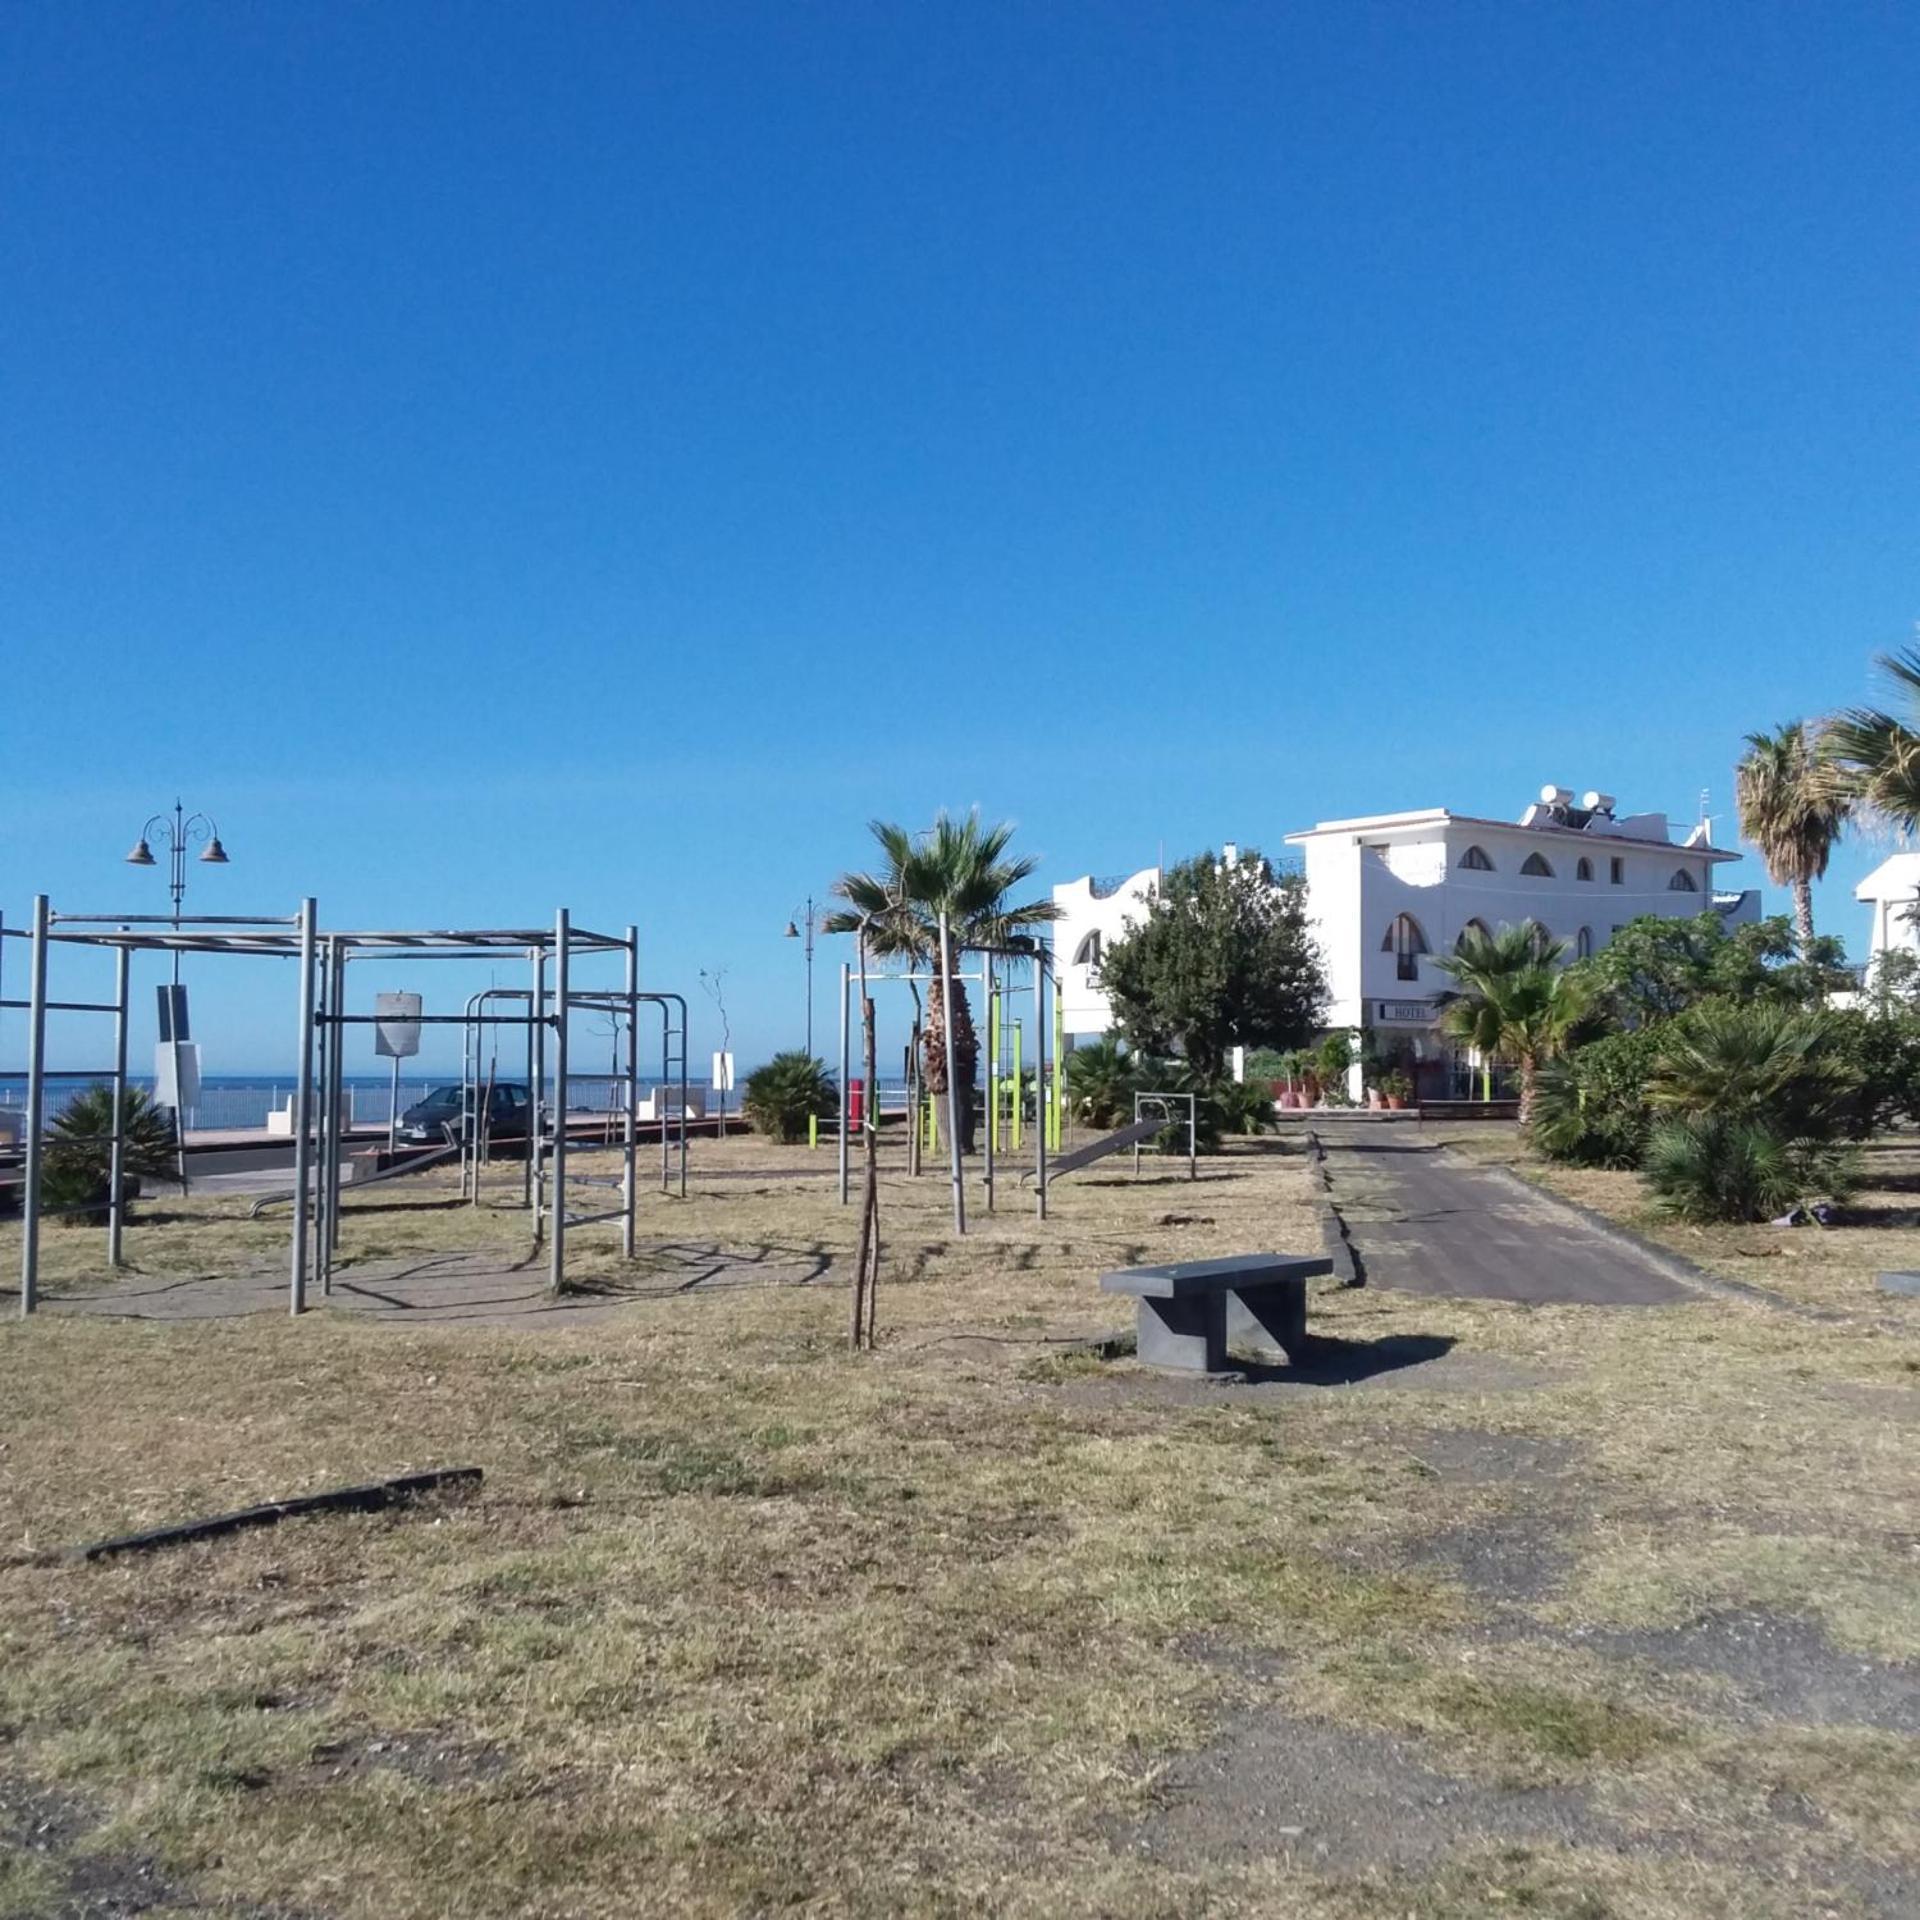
[0,1071,912,1130]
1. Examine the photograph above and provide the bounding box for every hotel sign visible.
[1375,1000,1436,1024]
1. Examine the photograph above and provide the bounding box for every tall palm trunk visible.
[923,969,980,1152]
[1792,879,1816,961]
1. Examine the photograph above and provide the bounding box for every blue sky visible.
[3,2,1914,1074]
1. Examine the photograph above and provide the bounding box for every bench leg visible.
[1224,1282,1307,1361]
[1135,1294,1227,1372]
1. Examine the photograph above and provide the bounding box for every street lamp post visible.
[784,896,816,1057]
[126,801,230,1164]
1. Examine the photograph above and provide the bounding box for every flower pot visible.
[1367,1089,1385,1110]
[1385,1094,1406,1110]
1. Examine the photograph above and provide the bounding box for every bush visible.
[1531,1028,1662,1168]
[741,1052,838,1145]
[41,1083,176,1225]
[1647,1002,1858,1139]
[1827,1010,1920,1137]
[1064,1036,1137,1130]
[1643,1113,1857,1224]
[1209,1075,1278,1138]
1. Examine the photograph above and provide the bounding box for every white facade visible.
[1285,790,1751,1072]
[1052,866,1160,1038]
[1050,792,1759,1091]
[1854,853,1920,974]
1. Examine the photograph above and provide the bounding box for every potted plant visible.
[1383,1069,1412,1111]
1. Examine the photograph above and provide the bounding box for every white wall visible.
[1051,868,1159,1038]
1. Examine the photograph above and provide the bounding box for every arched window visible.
[1520,851,1555,878]
[1522,919,1553,959]
[1668,868,1698,893]
[1072,930,1103,967]
[1455,918,1492,953]
[1575,926,1594,960]
[1380,913,1429,982]
[1459,845,1494,871]
[1575,857,1593,882]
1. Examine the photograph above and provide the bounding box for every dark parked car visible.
[397,1082,532,1145]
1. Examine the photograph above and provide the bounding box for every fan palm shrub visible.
[1735,722,1848,957]
[1643,1114,1856,1224]
[1433,924,1591,1126]
[1640,1002,1860,1221]
[741,1052,838,1145]
[41,1083,175,1224]
[1646,1001,1858,1137]
[824,812,1058,1152]
[1064,1035,1137,1130]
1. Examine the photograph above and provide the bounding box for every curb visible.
[1305,1127,1363,1288]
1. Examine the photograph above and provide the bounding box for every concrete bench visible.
[1099,1253,1333,1372]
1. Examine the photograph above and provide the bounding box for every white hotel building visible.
[1053,788,1758,1099]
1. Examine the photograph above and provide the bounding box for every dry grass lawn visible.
[0,1127,1915,1918]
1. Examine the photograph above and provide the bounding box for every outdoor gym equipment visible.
[1,897,688,1316]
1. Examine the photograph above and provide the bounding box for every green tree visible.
[1572,912,1849,1028]
[823,811,1058,1152]
[1433,924,1591,1126]
[1735,722,1849,957]
[741,1052,839,1145]
[1099,850,1325,1079]
[41,1083,175,1225]
[1826,645,1920,832]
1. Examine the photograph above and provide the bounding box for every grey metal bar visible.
[0,999,123,1013]
[326,941,349,1291]
[549,908,569,1295]
[982,962,995,1212]
[530,947,546,1242]
[938,909,965,1235]
[289,900,316,1315]
[837,960,851,1205]
[108,941,130,1266]
[18,896,50,1316]
[1034,950,1048,1220]
[622,924,638,1260]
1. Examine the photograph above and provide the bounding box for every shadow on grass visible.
[1236,1331,1457,1386]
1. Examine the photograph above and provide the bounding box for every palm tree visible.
[1826,646,1920,832]
[1433,924,1591,1127]
[824,812,1059,1152]
[1734,721,1848,958]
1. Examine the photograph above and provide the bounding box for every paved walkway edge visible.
[1304,1130,1363,1287]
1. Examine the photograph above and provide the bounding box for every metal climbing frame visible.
[3,898,686,1317]
[833,939,1058,1227]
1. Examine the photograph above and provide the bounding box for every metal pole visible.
[622,924,638,1260]
[677,994,688,1198]
[387,1055,401,1154]
[321,941,346,1294]
[108,939,131,1265]
[982,962,995,1211]
[549,908,569,1295]
[658,1000,671,1192]
[18,896,50,1316]
[289,899,316,1315]
[1035,951,1048,1220]
[312,940,331,1288]
[938,910,966,1235]
[529,947,546,1241]
[837,960,850,1205]
[804,896,815,1058]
